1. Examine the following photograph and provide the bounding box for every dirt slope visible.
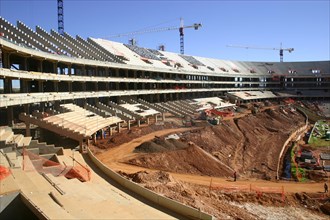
[126,108,306,180]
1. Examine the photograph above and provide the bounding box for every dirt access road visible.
[96,127,325,194]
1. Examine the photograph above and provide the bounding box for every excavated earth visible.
[126,108,306,180]
[119,171,328,219]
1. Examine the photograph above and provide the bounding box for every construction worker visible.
[233,171,237,182]
[325,183,328,193]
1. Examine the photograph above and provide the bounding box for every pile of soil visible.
[134,138,188,153]
[127,143,233,177]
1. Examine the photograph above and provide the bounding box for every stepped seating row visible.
[168,101,195,114]
[124,44,161,61]
[19,113,86,141]
[87,38,125,63]
[0,126,32,148]
[60,103,122,130]
[179,54,205,66]
[137,99,167,113]
[108,101,142,120]
[85,103,111,118]
[0,17,124,63]
[159,102,185,117]
[0,17,49,53]
[119,101,160,118]
[17,21,59,54]
[96,102,132,121]
[176,100,197,112]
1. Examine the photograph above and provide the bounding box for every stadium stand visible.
[0,16,329,140]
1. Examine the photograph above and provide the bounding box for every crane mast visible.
[57,0,64,35]
[179,18,184,54]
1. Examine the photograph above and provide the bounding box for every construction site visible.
[1,1,330,219]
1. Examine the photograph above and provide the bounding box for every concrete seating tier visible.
[175,100,197,112]
[0,17,46,52]
[76,35,113,62]
[51,30,93,60]
[0,126,32,148]
[17,21,58,53]
[119,103,160,118]
[124,44,161,61]
[108,101,141,119]
[36,26,73,57]
[87,38,125,63]
[137,99,167,113]
[85,103,112,118]
[161,102,187,117]
[170,101,195,114]
[154,102,183,117]
[19,113,86,141]
[179,54,205,66]
[64,32,104,61]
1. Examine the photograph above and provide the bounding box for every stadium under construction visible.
[0,15,330,219]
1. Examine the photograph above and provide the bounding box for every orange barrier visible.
[0,165,10,180]
[209,178,285,202]
[23,148,91,182]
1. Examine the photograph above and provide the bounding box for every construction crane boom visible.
[226,43,294,62]
[106,18,202,54]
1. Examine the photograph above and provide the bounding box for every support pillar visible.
[93,133,97,144]
[100,129,104,139]
[117,123,121,133]
[25,123,31,137]
[155,114,158,123]
[147,117,150,125]
[127,120,131,130]
[162,113,166,121]
[7,106,14,126]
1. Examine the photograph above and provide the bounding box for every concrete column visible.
[2,51,10,68]
[155,114,158,123]
[162,113,166,121]
[68,65,72,75]
[20,80,28,93]
[38,81,44,93]
[4,78,12,93]
[147,117,150,125]
[37,60,43,72]
[127,120,131,130]
[117,123,121,133]
[68,82,72,93]
[7,106,14,126]
[93,133,97,144]
[25,123,31,137]
[110,127,113,136]
[138,120,141,127]
[54,82,59,93]
[100,129,104,139]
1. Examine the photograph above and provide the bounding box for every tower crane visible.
[226,43,294,62]
[106,18,202,54]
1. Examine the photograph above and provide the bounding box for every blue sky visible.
[0,0,329,62]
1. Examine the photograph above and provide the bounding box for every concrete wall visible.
[276,109,308,179]
[87,148,214,220]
